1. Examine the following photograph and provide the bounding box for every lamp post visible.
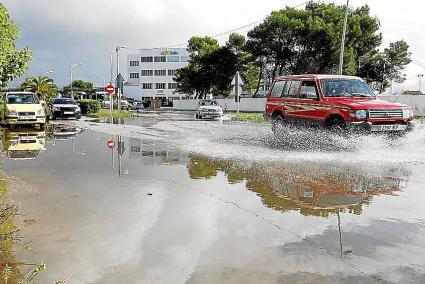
[45,70,54,76]
[116,46,126,110]
[70,63,82,99]
[96,74,106,101]
[338,0,349,75]
[418,74,424,94]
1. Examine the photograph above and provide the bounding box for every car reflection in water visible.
[51,124,82,140]
[2,128,46,160]
[187,155,408,217]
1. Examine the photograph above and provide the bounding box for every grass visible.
[235,112,265,123]
[89,109,134,119]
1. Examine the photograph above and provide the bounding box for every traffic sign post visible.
[231,71,244,113]
[106,84,115,94]
[106,84,114,113]
[107,139,116,149]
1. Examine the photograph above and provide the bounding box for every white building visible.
[126,48,189,102]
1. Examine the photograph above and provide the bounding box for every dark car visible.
[50,98,81,120]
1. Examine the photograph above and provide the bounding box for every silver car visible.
[195,100,223,119]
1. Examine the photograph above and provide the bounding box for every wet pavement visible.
[1,118,425,283]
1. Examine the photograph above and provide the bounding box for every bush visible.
[76,99,100,114]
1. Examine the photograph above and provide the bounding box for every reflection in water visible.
[187,155,408,217]
[2,128,46,160]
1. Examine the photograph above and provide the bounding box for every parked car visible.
[3,92,46,127]
[195,99,224,119]
[131,102,145,111]
[120,100,129,110]
[50,98,81,120]
[265,74,414,133]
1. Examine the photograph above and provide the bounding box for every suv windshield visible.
[200,100,218,106]
[53,98,76,105]
[320,79,374,98]
[7,93,39,104]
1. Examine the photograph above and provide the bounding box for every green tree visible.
[359,40,411,93]
[20,76,58,101]
[245,1,384,91]
[175,36,240,98]
[0,3,32,88]
[64,79,93,90]
[244,63,260,96]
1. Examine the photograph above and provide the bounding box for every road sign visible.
[117,140,125,156]
[116,73,124,89]
[231,71,244,112]
[106,85,115,94]
[107,139,115,149]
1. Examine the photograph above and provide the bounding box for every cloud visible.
[2,0,425,93]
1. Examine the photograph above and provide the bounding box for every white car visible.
[195,100,223,119]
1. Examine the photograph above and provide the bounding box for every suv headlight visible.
[8,109,17,116]
[53,106,60,111]
[75,106,81,112]
[355,110,367,120]
[37,109,45,115]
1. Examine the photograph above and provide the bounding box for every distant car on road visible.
[3,92,46,127]
[265,74,414,133]
[195,99,224,119]
[50,98,81,120]
[131,102,145,111]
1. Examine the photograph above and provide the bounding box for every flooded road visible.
[1,119,425,283]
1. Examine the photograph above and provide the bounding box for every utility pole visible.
[70,63,82,100]
[116,46,126,110]
[96,74,106,101]
[338,0,349,75]
[418,74,424,94]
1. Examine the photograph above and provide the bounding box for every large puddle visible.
[1,120,425,283]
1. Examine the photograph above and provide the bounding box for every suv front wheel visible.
[327,117,347,133]
[271,114,285,133]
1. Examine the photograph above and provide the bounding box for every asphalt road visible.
[2,116,425,283]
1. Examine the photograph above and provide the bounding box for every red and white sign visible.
[107,140,115,149]
[106,84,115,94]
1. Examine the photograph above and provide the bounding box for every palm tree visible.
[20,76,58,101]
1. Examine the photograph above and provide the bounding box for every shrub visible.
[76,99,100,114]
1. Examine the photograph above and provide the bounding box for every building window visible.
[155,83,166,89]
[130,60,139,66]
[154,70,166,76]
[180,56,189,62]
[142,83,153,89]
[141,56,153,62]
[167,56,180,62]
[141,70,153,76]
[168,69,178,76]
[154,56,166,62]
[168,83,178,89]
[130,73,139,79]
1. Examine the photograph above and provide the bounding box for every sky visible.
[3,0,425,94]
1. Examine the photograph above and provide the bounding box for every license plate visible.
[18,116,35,120]
[64,111,74,114]
[371,125,407,132]
[19,136,37,141]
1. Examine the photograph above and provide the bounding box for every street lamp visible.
[95,74,106,101]
[70,63,82,99]
[45,70,54,77]
[116,46,126,110]
[338,0,349,75]
[418,74,424,94]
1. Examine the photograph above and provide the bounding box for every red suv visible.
[265,75,414,132]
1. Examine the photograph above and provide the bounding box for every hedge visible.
[76,99,101,114]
